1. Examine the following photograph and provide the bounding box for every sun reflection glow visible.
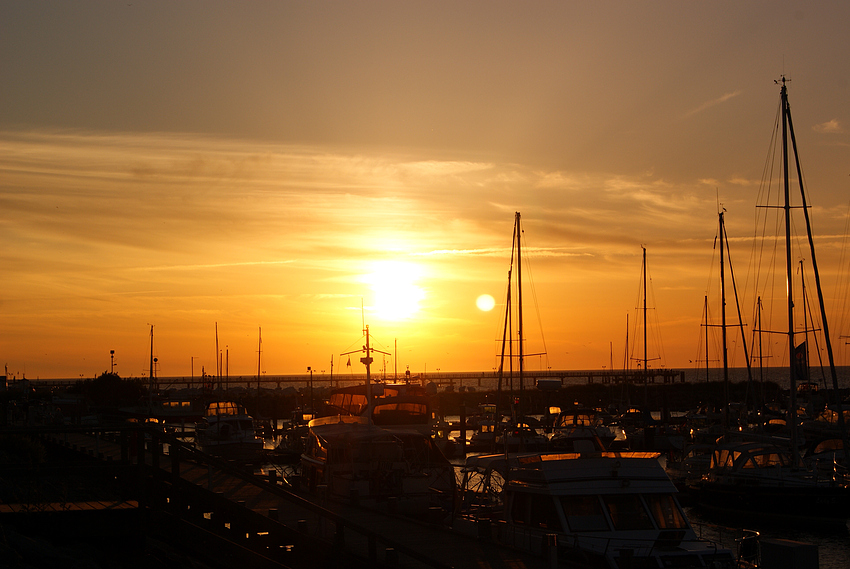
[476,294,495,311]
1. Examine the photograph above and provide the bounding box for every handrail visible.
[149,431,455,569]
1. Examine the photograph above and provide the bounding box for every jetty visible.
[2,424,558,568]
[22,367,685,391]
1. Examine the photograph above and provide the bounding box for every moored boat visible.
[454,451,745,568]
[324,381,435,436]
[194,401,265,462]
[299,415,455,517]
[691,78,850,527]
[690,440,850,524]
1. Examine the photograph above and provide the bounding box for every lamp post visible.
[308,366,314,414]
[110,350,115,374]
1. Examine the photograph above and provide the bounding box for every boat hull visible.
[692,480,850,524]
[196,440,265,462]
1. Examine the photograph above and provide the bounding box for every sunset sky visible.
[3,2,850,380]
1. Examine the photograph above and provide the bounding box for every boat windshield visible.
[510,492,562,531]
[602,494,654,531]
[372,401,428,425]
[644,494,687,529]
[560,495,609,532]
[741,451,790,469]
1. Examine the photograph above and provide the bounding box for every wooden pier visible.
[8,426,560,568]
[24,367,686,391]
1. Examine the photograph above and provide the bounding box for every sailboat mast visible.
[148,325,155,413]
[257,327,262,402]
[621,312,629,403]
[516,212,524,405]
[780,79,800,459]
[215,322,221,390]
[496,260,512,429]
[149,325,155,390]
[704,296,710,383]
[720,212,729,428]
[642,246,648,382]
[757,296,764,386]
[801,260,810,383]
[785,85,845,442]
[363,324,374,408]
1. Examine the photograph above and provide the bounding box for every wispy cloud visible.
[813,119,843,134]
[683,90,742,118]
[130,260,296,272]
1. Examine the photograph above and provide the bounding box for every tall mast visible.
[341,324,389,414]
[149,325,155,391]
[720,212,729,428]
[784,80,846,447]
[495,258,512,433]
[757,296,764,389]
[148,325,155,413]
[215,322,221,390]
[780,78,799,460]
[512,213,523,403]
[704,295,710,383]
[623,313,629,372]
[642,246,648,382]
[801,260,810,385]
[257,327,262,402]
[364,325,374,407]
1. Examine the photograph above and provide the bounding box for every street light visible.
[308,366,313,414]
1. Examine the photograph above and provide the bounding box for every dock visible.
[23,367,686,391]
[4,425,560,568]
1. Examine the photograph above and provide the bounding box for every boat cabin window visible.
[372,402,428,425]
[510,493,562,531]
[602,495,654,531]
[529,495,562,531]
[743,451,788,469]
[560,495,609,532]
[510,491,530,525]
[327,392,368,415]
[645,494,687,529]
[813,439,843,454]
[711,449,741,469]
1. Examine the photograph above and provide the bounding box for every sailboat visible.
[492,212,548,452]
[691,78,850,524]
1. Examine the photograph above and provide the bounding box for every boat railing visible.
[691,521,760,566]
[492,518,749,566]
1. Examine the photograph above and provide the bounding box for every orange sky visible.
[2,2,850,379]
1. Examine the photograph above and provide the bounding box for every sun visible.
[363,261,425,321]
[476,294,495,311]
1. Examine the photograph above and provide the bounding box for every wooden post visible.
[171,444,180,482]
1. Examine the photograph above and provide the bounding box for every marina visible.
[3,417,848,568]
[5,74,850,569]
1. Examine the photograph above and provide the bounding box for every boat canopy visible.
[204,401,245,417]
[709,442,798,471]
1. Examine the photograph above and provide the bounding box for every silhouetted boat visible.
[299,415,455,517]
[691,78,850,525]
[194,401,264,462]
[455,452,745,568]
